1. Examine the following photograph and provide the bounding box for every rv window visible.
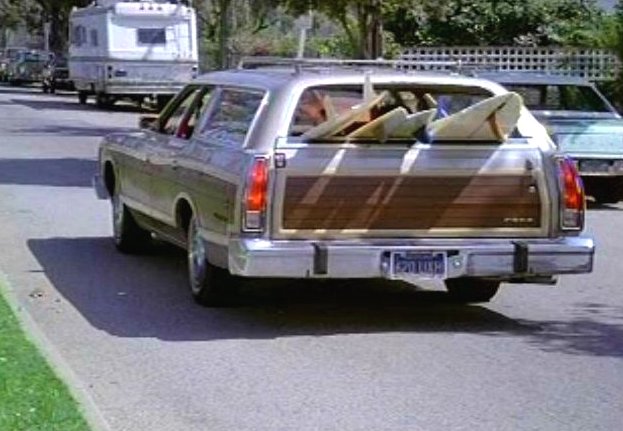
[90,29,98,47]
[198,89,264,148]
[72,26,86,47]
[137,28,166,45]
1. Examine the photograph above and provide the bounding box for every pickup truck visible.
[94,60,594,306]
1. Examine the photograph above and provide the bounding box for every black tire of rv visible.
[78,91,88,104]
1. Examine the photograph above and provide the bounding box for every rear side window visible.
[505,84,611,112]
[198,89,264,147]
[137,28,166,45]
[289,84,493,141]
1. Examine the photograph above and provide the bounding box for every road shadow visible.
[0,84,41,95]
[515,302,623,358]
[586,200,623,211]
[0,158,96,187]
[28,236,538,343]
[16,124,136,137]
[5,96,148,113]
[28,236,623,357]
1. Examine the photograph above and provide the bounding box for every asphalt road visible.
[0,85,622,431]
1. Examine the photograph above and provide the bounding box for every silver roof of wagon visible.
[192,57,510,95]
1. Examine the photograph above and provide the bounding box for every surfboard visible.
[389,109,438,139]
[347,107,410,141]
[426,92,523,142]
[301,91,389,140]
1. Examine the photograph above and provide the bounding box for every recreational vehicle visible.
[69,0,198,108]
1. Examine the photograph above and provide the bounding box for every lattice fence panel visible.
[400,47,621,81]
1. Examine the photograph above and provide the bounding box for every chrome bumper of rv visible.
[104,81,187,95]
[227,236,594,283]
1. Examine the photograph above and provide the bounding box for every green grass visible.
[0,286,91,431]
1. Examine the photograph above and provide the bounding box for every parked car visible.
[42,56,74,93]
[93,60,594,306]
[6,50,49,86]
[0,46,26,82]
[477,71,623,204]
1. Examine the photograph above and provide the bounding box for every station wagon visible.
[94,59,594,306]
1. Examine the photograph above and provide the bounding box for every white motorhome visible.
[69,0,198,108]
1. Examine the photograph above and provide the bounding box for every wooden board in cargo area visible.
[282,175,541,230]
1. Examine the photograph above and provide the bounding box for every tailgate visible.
[271,141,549,240]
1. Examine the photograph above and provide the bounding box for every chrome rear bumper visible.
[227,236,594,284]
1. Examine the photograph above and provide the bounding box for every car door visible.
[149,85,216,224]
[143,86,206,225]
[175,87,266,245]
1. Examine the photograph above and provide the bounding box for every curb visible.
[0,272,112,431]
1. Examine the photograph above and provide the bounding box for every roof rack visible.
[237,56,477,73]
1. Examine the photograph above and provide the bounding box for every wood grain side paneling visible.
[282,175,541,230]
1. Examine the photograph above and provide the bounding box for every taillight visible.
[558,157,585,230]
[243,157,269,232]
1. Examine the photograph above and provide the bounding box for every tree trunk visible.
[218,0,232,69]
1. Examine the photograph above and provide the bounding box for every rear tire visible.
[187,216,236,307]
[96,93,115,109]
[591,187,621,204]
[111,193,151,253]
[585,177,623,204]
[78,91,88,104]
[445,278,500,303]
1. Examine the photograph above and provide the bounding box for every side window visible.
[176,87,215,140]
[72,26,86,47]
[198,89,264,147]
[544,85,562,110]
[160,88,201,135]
[506,85,542,110]
[90,29,98,47]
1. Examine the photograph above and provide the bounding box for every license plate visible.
[391,252,447,279]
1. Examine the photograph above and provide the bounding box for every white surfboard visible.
[426,92,523,142]
[389,109,438,139]
[301,91,389,140]
[347,107,409,141]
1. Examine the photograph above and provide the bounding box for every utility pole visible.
[368,0,383,59]
[218,0,232,69]
[43,22,51,52]
[295,11,313,58]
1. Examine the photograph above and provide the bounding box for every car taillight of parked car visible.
[558,156,585,231]
[243,157,269,232]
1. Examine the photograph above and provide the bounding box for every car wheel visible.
[111,193,151,253]
[187,216,236,307]
[96,93,116,109]
[591,187,621,204]
[445,278,500,303]
[78,91,88,104]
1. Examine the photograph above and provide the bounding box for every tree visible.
[1,0,91,52]
[383,0,607,48]
[282,0,384,58]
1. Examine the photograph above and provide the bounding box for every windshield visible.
[289,84,522,143]
[20,52,46,63]
[502,83,612,113]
